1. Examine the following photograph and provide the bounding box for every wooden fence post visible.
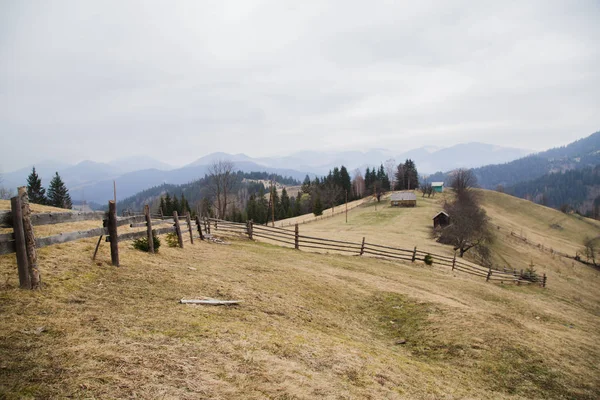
[144,205,154,254]
[18,187,40,288]
[11,195,31,289]
[186,212,194,244]
[294,223,299,250]
[452,251,456,270]
[160,207,164,220]
[247,220,254,240]
[542,273,547,288]
[107,200,119,266]
[486,268,492,282]
[360,237,365,256]
[206,217,211,234]
[412,246,417,262]
[173,211,184,248]
[196,216,204,240]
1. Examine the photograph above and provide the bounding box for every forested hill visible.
[473,131,600,189]
[427,131,600,189]
[505,165,600,217]
[115,171,298,214]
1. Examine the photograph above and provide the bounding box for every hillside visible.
[0,193,599,399]
[427,130,600,190]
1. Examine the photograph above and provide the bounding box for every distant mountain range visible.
[0,142,539,205]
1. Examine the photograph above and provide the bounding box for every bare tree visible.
[352,169,365,198]
[207,160,236,219]
[582,236,598,266]
[450,169,477,194]
[436,190,493,259]
[323,181,343,212]
[0,173,13,200]
[384,158,396,191]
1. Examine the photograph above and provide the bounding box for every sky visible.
[1,0,599,172]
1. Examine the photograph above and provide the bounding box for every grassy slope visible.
[0,194,599,399]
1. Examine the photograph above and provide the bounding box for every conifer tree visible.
[164,193,173,215]
[313,195,323,216]
[280,188,290,220]
[47,172,72,209]
[172,194,181,215]
[26,167,46,204]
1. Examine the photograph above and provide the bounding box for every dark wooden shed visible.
[433,211,450,228]
[390,192,417,207]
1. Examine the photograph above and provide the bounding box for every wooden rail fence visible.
[0,188,204,289]
[0,190,546,289]
[207,217,547,287]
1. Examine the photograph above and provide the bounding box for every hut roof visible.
[391,192,417,201]
[432,211,449,219]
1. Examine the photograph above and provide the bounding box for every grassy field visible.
[0,192,599,399]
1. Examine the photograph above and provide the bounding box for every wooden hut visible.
[431,182,444,193]
[433,211,450,228]
[390,192,417,207]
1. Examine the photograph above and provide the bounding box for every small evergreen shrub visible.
[424,254,433,266]
[165,232,179,248]
[521,261,539,282]
[132,230,161,252]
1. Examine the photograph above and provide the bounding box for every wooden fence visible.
[0,189,204,289]
[207,217,547,287]
[0,189,546,289]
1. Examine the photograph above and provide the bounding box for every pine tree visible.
[172,194,181,215]
[164,193,173,215]
[280,188,290,220]
[313,195,323,216]
[26,167,46,204]
[47,172,72,209]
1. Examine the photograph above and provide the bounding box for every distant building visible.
[431,182,444,193]
[390,192,417,207]
[433,211,450,228]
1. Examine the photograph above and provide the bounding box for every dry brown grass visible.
[0,193,599,399]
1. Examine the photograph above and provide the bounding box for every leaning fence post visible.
[144,205,154,254]
[160,207,164,220]
[247,219,254,240]
[107,200,119,266]
[360,237,365,256]
[452,251,456,270]
[412,246,417,262]
[206,217,211,234]
[11,195,31,289]
[173,211,184,248]
[186,212,194,245]
[486,268,492,282]
[18,187,40,288]
[196,215,204,240]
[294,223,299,250]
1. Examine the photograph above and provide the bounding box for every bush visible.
[132,230,161,252]
[424,254,433,266]
[165,232,179,248]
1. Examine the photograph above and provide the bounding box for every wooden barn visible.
[390,192,417,207]
[433,211,450,228]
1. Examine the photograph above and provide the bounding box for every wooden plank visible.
[173,211,183,248]
[0,232,14,243]
[115,215,146,227]
[36,227,107,248]
[180,298,241,305]
[0,210,11,228]
[0,239,15,255]
[29,211,105,226]
[186,212,194,245]
[106,226,175,243]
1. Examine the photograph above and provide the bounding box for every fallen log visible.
[179,298,241,305]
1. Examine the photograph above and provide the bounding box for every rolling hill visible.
[0,189,598,398]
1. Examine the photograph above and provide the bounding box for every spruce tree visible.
[280,188,290,220]
[47,172,72,209]
[313,195,323,216]
[172,194,181,215]
[164,193,173,215]
[26,167,46,204]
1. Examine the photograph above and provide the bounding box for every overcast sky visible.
[1,0,599,172]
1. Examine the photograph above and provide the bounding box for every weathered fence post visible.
[196,215,204,240]
[159,207,164,220]
[486,268,492,282]
[206,217,211,234]
[186,212,194,244]
[11,195,31,289]
[542,273,547,288]
[173,211,184,248]
[452,251,456,270]
[107,200,119,266]
[360,237,365,256]
[18,187,40,288]
[412,246,417,262]
[247,219,254,240]
[144,204,154,254]
[294,223,299,250]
